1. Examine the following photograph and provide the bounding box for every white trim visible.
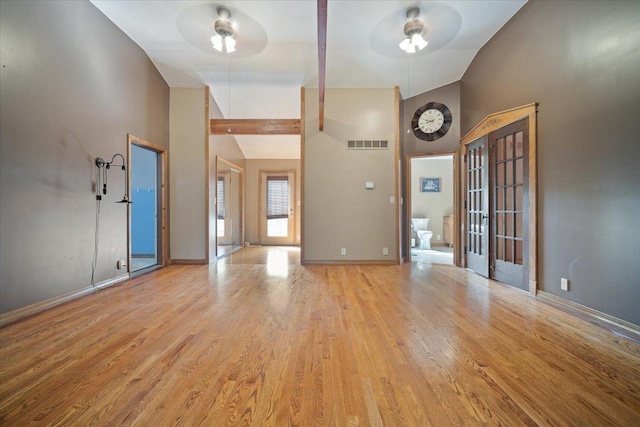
[0,274,130,327]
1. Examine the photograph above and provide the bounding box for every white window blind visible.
[267,177,288,219]
[217,177,225,219]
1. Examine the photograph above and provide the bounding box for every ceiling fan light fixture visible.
[411,33,428,50]
[399,8,428,53]
[224,36,236,53]
[212,6,237,53]
[211,34,223,51]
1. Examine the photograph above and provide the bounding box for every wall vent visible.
[346,140,389,150]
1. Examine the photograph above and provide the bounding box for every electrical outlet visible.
[437,234,441,241]
[117,260,127,270]
[383,247,389,256]
[561,278,569,291]
[341,248,346,256]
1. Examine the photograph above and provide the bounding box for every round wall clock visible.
[411,102,452,141]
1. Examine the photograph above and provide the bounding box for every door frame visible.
[405,152,460,266]
[258,169,297,246]
[460,103,538,294]
[215,156,245,259]
[127,134,168,273]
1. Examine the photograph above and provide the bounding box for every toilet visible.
[411,218,433,250]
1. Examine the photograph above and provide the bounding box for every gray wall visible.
[304,88,397,262]
[0,0,169,314]
[461,0,640,325]
[402,81,461,157]
[401,81,460,258]
[169,88,207,261]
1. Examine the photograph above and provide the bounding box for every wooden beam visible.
[318,0,327,131]
[210,119,301,135]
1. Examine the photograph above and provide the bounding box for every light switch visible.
[365,181,374,189]
[389,196,395,204]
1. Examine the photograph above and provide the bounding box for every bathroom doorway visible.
[128,135,166,273]
[406,153,457,264]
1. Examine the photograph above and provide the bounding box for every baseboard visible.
[537,290,640,342]
[302,259,398,266]
[0,273,130,328]
[170,259,207,265]
[216,246,243,260]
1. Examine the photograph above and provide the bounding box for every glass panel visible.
[479,190,483,212]
[515,185,523,211]
[506,160,514,186]
[506,186,514,211]
[479,234,484,256]
[506,135,514,159]
[507,213,514,237]
[473,167,478,191]
[479,146,484,167]
[267,218,288,237]
[267,177,289,219]
[515,131,524,157]
[474,229,478,254]
[516,158,523,186]
[497,162,504,185]
[505,238,513,263]
[515,213,523,238]
[497,187,504,211]
[515,240,523,265]
[217,219,225,237]
[496,212,504,236]
[497,237,504,261]
[497,138,504,161]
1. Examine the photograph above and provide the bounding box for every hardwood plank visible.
[1,247,639,425]
[210,119,301,135]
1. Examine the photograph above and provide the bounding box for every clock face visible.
[411,102,452,141]
[418,109,445,134]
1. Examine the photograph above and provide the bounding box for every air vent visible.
[346,140,389,150]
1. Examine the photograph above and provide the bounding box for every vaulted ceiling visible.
[91,0,526,158]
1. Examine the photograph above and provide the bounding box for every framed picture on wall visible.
[420,177,441,192]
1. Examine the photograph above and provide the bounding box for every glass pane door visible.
[466,136,489,277]
[261,171,295,245]
[490,119,529,290]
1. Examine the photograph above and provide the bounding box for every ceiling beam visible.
[210,119,301,135]
[318,0,327,131]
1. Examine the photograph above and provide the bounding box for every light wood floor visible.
[1,246,639,426]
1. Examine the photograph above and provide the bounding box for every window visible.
[217,176,225,237]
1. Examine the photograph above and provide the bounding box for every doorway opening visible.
[406,153,458,265]
[216,157,244,259]
[259,170,296,246]
[128,135,166,274]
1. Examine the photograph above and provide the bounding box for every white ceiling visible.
[91,0,526,159]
